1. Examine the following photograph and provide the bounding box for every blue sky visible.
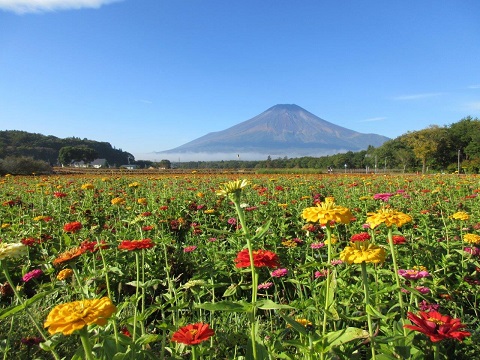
[1,0,479,161]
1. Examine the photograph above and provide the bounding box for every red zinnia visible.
[393,235,407,245]
[118,238,155,251]
[80,240,109,253]
[350,232,371,242]
[63,221,82,233]
[234,249,280,269]
[171,322,214,345]
[404,311,471,342]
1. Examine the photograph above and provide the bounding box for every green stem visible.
[387,227,407,336]
[98,243,119,349]
[1,261,61,360]
[79,327,95,360]
[320,224,332,360]
[133,251,140,344]
[191,345,198,360]
[361,262,376,360]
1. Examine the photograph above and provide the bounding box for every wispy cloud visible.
[393,92,444,101]
[359,117,387,123]
[463,101,480,111]
[140,99,153,104]
[0,0,122,14]
[468,85,480,89]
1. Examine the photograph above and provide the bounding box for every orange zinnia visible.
[63,221,83,233]
[53,247,85,266]
[234,249,279,269]
[118,238,155,251]
[171,322,214,345]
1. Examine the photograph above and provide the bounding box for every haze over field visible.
[1,0,479,161]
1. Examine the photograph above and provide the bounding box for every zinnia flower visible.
[171,322,214,345]
[257,282,274,290]
[216,179,249,197]
[81,183,94,190]
[111,197,126,205]
[404,311,471,342]
[398,269,430,280]
[339,242,386,264]
[183,245,197,253]
[0,242,27,260]
[128,182,141,188]
[373,193,393,202]
[118,238,155,251]
[63,221,82,233]
[53,247,85,266]
[57,269,74,281]
[392,235,407,244]
[351,232,371,242]
[22,269,43,282]
[366,208,412,229]
[234,249,279,269]
[44,297,116,335]
[463,233,480,245]
[450,211,470,221]
[271,268,288,277]
[302,197,352,226]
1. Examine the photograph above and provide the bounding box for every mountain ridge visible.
[157,104,389,160]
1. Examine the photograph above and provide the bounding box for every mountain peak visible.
[157,105,390,160]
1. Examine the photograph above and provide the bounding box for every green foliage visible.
[0,156,52,175]
[0,130,133,167]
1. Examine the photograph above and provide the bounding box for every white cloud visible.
[393,93,444,101]
[468,85,480,89]
[463,101,480,111]
[0,0,122,14]
[359,117,387,123]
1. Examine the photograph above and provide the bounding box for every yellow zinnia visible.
[111,197,126,205]
[302,197,352,225]
[56,269,74,281]
[216,179,249,197]
[450,211,470,221]
[463,233,480,245]
[366,208,412,228]
[81,183,94,190]
[44,297,116,335]
[339,242,386,264]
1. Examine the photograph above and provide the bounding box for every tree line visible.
[170,116,480,173]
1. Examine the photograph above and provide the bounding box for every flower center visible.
[427,317,444,325]
[189,329,198,336]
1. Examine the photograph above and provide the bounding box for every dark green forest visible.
[1,116,479,174]
[0,130,134,167]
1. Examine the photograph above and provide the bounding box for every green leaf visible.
[365,304,387,319]
[222,283,238,297]
[251,219,272,241]
[135,334,162,345]
[196,300,252,312]
[0,289,56,320]
[322,327,369,352]
[256,299,294,310]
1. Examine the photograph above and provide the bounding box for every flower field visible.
[0,173,479,359]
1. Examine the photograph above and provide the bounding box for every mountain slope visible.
[159,104,389,159]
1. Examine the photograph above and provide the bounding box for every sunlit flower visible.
[44,297,116,335]
[404,311,471,342]
[281,239,298,248]
[22,269,43,282]
[216,179,249,197]
[398,269,430,280]
[128,182,141,188]
[53,192,67,198]
[419,300,440,312]
[53,247,85,266]
[302,197,352,226]
[57,269,74,281]
[111,197,126,205]
[373,193,394,202]
[80,240,109,253]
[392,235,407,244]
[63,221,82,233]
[137,198,147,205]
[287,318,313,328]
[351,232,371,242]
[118,239,155,251]
[310,242,325,249]
[339,242,386,264]
[234,249,280,269]
[450,211,470,221]
[0,242,27,260]
[366,208,412,228]
[81,183,94,190]
[315,269,328,278]
[171,322,214,345]
[463,233,480,245]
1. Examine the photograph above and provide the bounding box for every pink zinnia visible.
[373,193,393,202]
[257,282,274,290]
[398,269,430,280]
[183,245,198,253]
[22,269,43,282]
[271,268,288,278]
[310,242,325,249]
